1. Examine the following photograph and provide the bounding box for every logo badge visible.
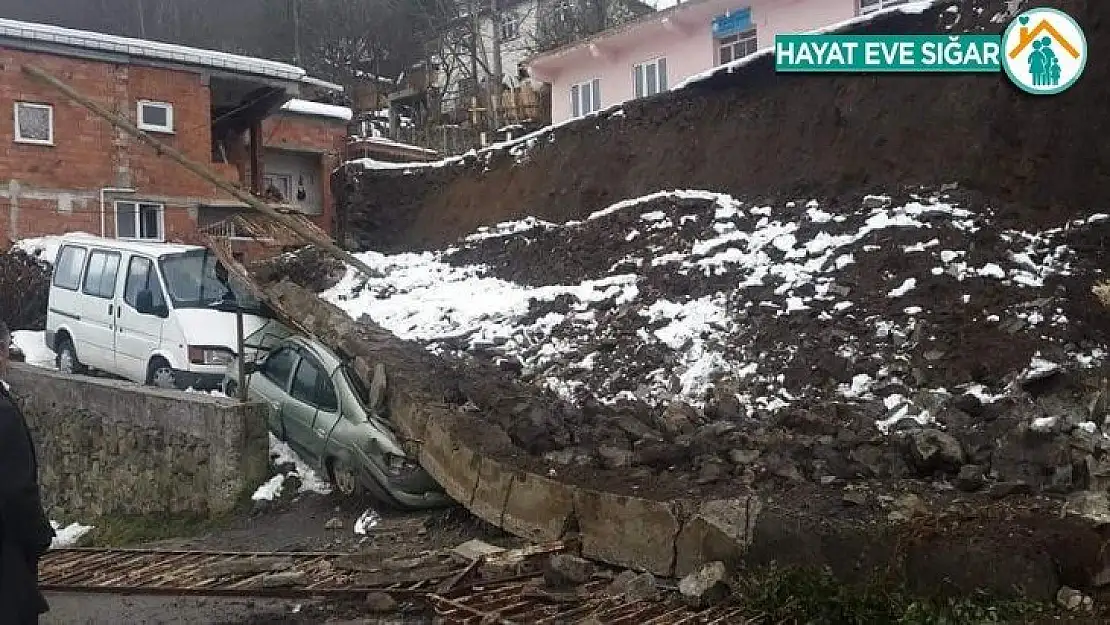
[1001,7,1087,95]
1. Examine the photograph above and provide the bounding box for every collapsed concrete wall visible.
[335,0,1110,253]
[6,363,270,518]
[262,279,1108,597]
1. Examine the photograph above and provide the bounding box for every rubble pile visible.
[319,186,1110,499]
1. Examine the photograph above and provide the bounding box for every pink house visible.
[527,0,908,123]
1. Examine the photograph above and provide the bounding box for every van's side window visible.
[53,245,87,291]
[82,250,122,299]
[124,256,166,310]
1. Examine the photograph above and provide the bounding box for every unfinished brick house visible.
[0,17,350,254]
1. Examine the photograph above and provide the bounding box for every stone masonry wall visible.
[5,363,270,519]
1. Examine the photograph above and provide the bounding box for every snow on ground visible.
[12,330,55,369]
[50,519,94,548]
[252,433,332,501]
[323,188,1110,433]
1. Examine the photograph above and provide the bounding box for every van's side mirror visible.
[243,361,259,375]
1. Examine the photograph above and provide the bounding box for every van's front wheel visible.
[148,358,178,390]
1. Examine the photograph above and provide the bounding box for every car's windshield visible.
[158,249,263,312]
[342,365,375,415]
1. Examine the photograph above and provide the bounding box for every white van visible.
[45,234,290,390]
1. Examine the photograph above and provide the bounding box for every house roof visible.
[0,17,310,83]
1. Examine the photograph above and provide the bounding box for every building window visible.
[552,0,575,25]
[14,102,54,145]
[115,201,165,242]
[858,0,908,14]
[633,57,668,99]
[500,12,521,40]
[570,78,601,118]
[137,100,174,133]
[263,173,293,202]
[717,29,758,64]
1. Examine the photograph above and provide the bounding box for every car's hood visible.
[172,309,290,355]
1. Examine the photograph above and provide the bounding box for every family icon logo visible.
[1001,7,1087,94]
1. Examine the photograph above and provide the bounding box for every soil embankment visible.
[336,0,1108,253]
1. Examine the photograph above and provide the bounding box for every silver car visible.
[223,335,450,510]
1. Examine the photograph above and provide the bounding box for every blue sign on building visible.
[712,7,752,39]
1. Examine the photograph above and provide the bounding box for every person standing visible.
[0,322,54,624]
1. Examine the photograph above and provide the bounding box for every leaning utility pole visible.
[292,0,303,66]
[22,64,378,279]
[490,0,503,130]
[137,0,147,38]
[470,0,480,120]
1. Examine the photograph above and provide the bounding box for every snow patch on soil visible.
[252,434,332,501]
[12,330,55,369]
[50,520,94,548]
[323,188,1108,433]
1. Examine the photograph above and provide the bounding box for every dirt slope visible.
[336,0,1109,253]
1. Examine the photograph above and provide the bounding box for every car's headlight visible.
[384,453,420,476]
[188,346,235,366]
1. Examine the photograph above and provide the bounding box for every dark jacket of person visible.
[0,382,53,624]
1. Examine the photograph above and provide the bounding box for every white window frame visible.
[570,78,601,118]
[717,28,758,65]
[858,0,908,14]
[633,57,668,99]
[114,200,166,242]
[137,100,174,133]
[13,102,54,145]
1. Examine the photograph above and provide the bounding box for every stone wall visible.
[5,363,270,519]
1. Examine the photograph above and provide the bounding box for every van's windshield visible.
[158,249,263,313]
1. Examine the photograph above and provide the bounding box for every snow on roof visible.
[279,99,353,122]
[0,17,305,82]
[357,136,438,156]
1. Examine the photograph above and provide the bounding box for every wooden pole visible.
[22,63,379,279]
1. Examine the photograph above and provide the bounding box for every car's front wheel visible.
[329,457,362,498]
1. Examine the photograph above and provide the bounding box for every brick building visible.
[0,17,350,252]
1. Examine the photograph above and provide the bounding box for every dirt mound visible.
[336,0,1110,253]
[0,249,50,331]
[319,185,1110,503]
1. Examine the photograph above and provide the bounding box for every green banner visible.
[775,34,1003,72]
